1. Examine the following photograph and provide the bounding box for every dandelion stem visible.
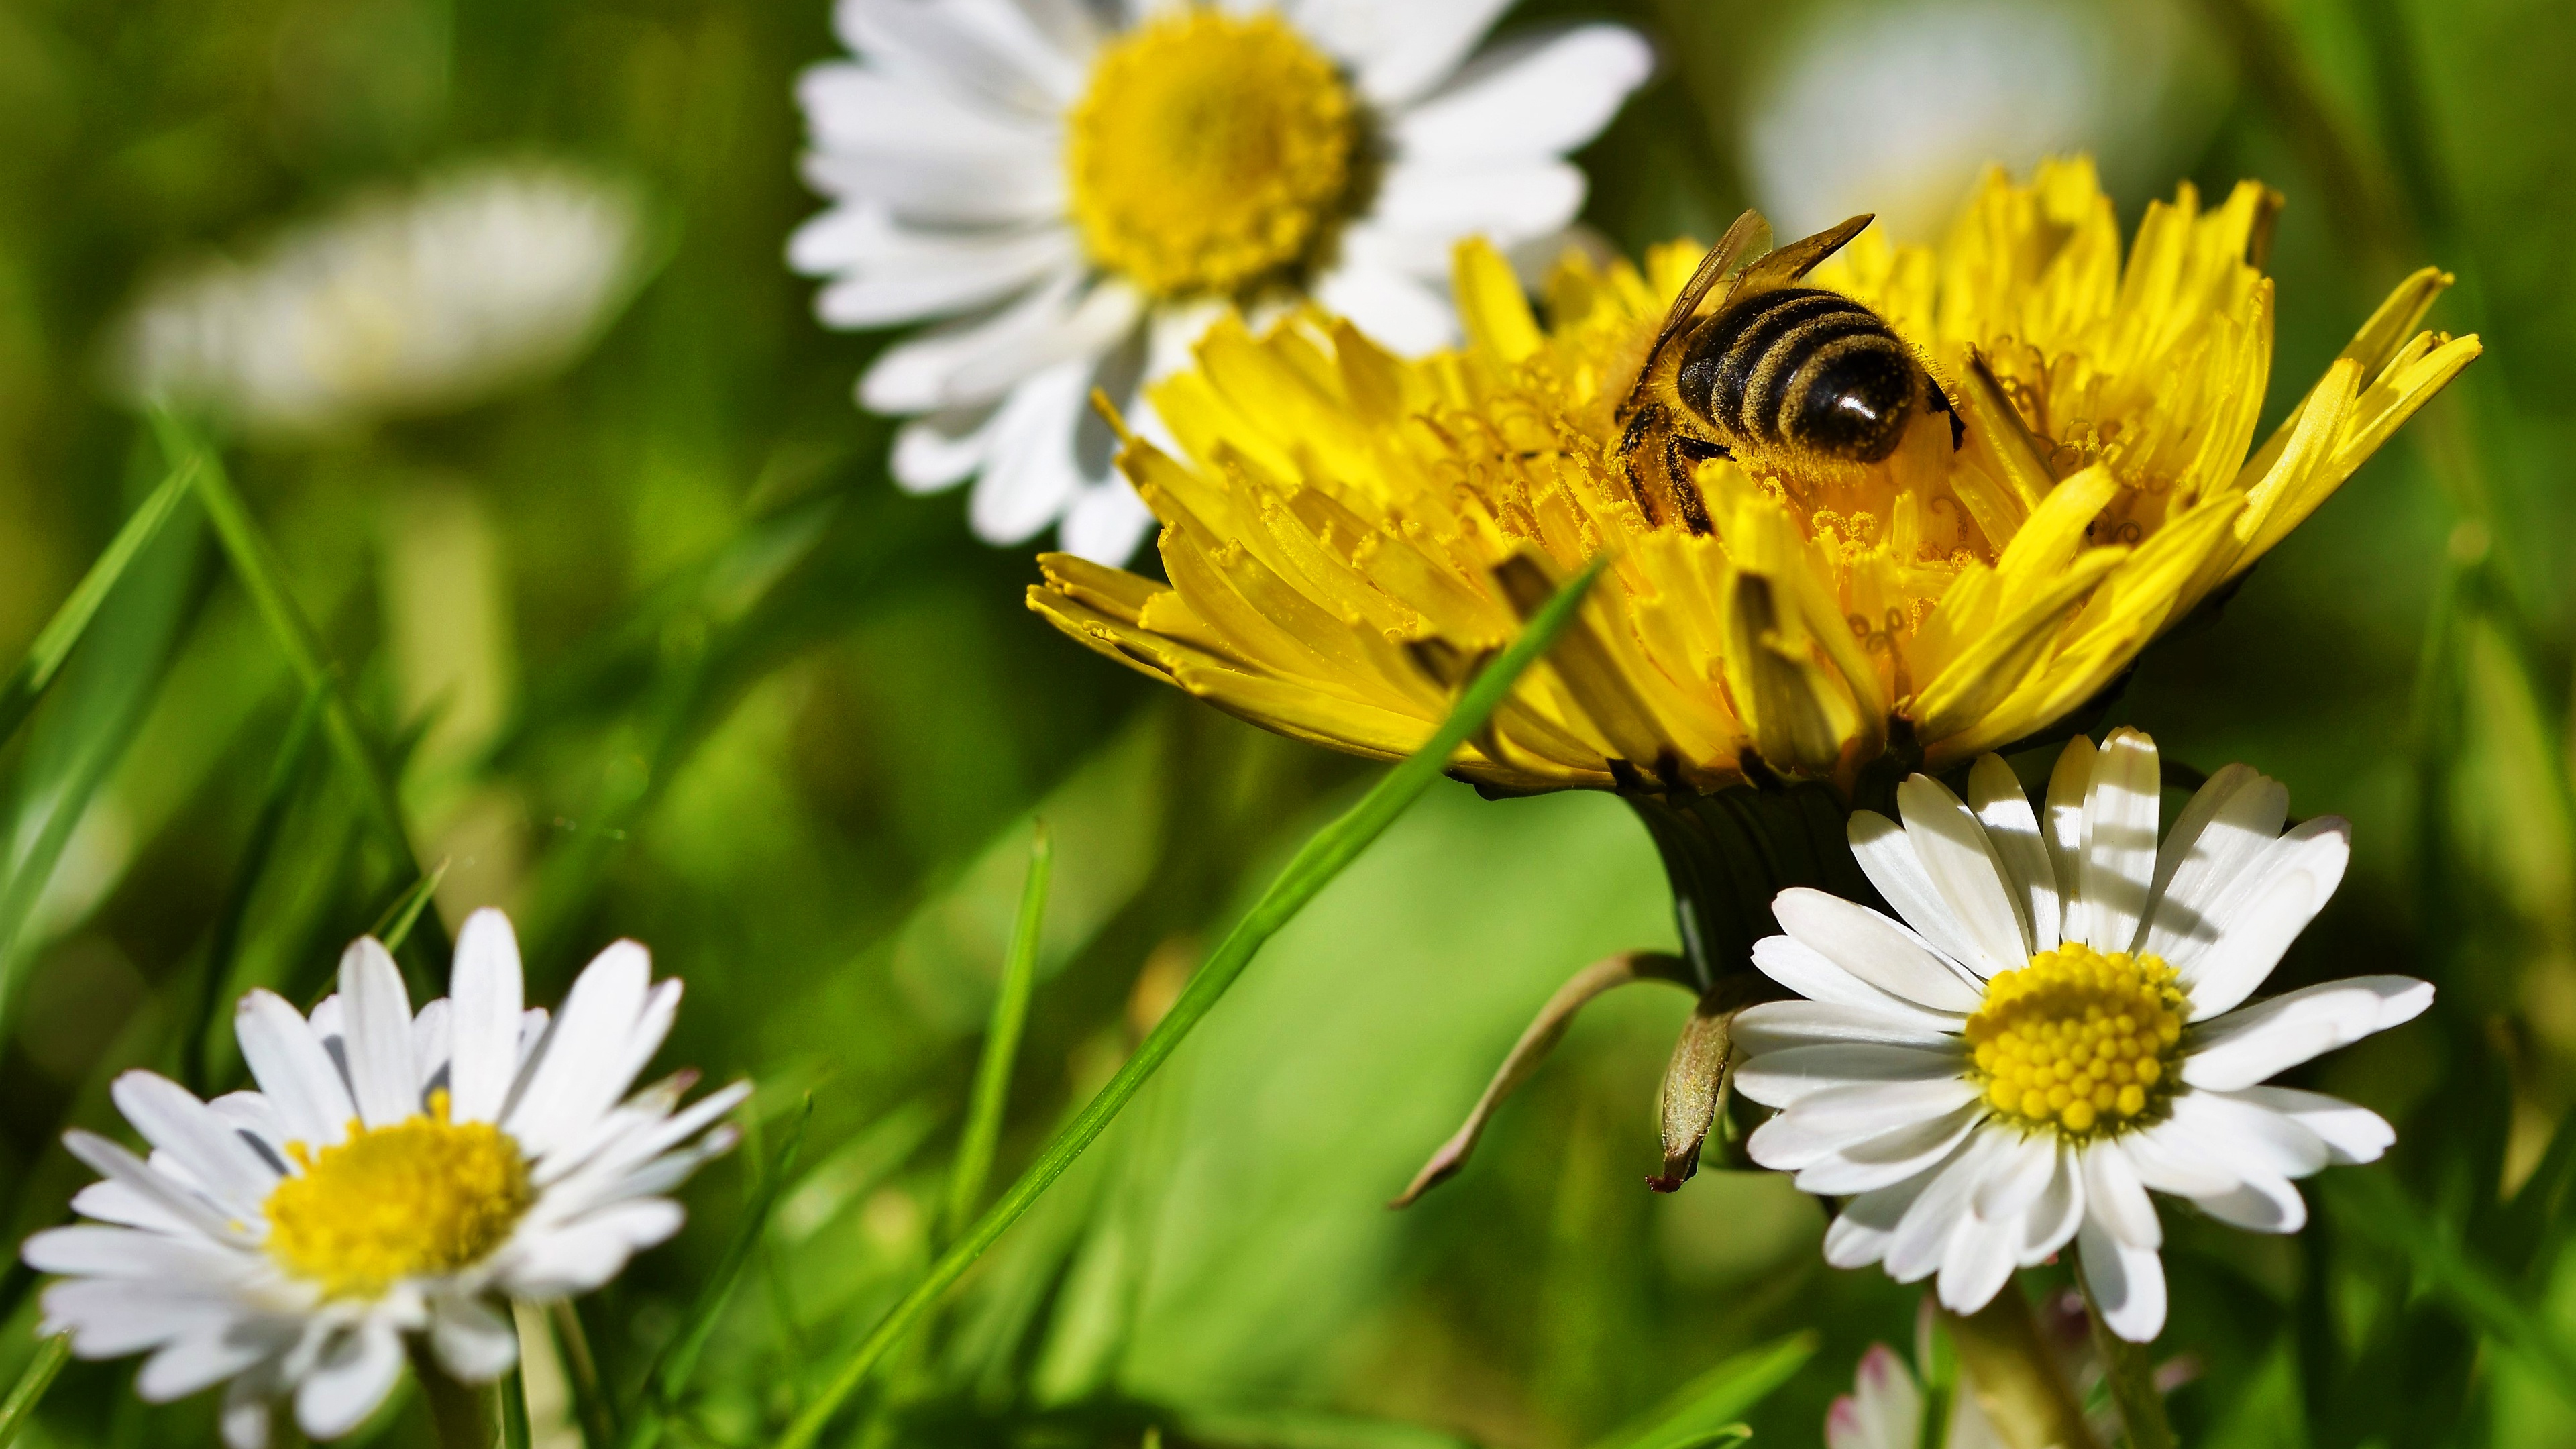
[770,558,1605,1449]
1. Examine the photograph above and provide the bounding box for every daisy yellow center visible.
[1065,9,1358,298]
[1964,945,2187,1137]
[263,1091,531,1299]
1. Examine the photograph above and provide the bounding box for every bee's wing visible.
[1725,213,1874,302]
[1640,209,1774,370]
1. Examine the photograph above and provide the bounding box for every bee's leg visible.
[1925,377,1966,451]
[1665,435,1724,535]
[1615,406,1666,529]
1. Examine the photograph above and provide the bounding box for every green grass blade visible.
[771,557,1605,1449]
[943,822,1052,1240]
[0,1332,70,1449]
[1597,1331,1818,1449]
[372,858,453,955]
[149,411,449,960]
[623,1099,808,1449]
[183,684,327,1091]
[0,459,197,752]
[2324,1171,2576,1407]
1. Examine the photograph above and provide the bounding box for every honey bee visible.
[1614,210,1959,533]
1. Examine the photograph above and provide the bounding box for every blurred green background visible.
[1,0,2573,1446]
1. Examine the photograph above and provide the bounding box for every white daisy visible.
[1829,1339,2002,1449]
[1731,727,2430,1342]
[114,162,649,435]
[790,0,1656,563]
[21,910,745,1448]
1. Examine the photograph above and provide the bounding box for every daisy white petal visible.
[1849,811,1990,970]
[109,1073,280,1218]
[1937,1205,2022,1313]
[1786,1102,1987,1197]
[1748,934,1960,1026]
[1392,26,1656,164]
[61,1130,247,1244]
[2017,1144,2085,1265]
[295,1322,405,1440]
[835,0,1081,115]
[1732,1000,1960,1053]
[967,358,1096,545]
[410,1000,452,1094]
[857,267,1097,413]
[1305,0,1514,105]
[1737,1049,1974,1112]
[507,941,651,1157]
[448,908,525,1125]
[2171,865,2326,1023]
[2079,727,2161,953]
[2177,818,2351,1015]
[2080,1141,2159,1249]
[2228,1085,2394,1165]
[810,218,1079,329]
[429,1295,520,1383]
[1969,753,2059,952]
[235,989,356,1150]
[1826,1168,1942,1269]
[1896,775,2031,972]
[1886,1128,2014,1283]
[140,1324,286,1404]
[71,1178,199,1235]
[892,404,1004,494]
[2077,1214,2167,1342]
[791,63,1054,171]
[2139,765,2284,953]
[1059,479,1161,565]
[1310,260,1458,354]
[337,939,419,1130]
[2042,735,2094,935]
[1774,888,1984,1012]
[1366,160,1587,251]
[2180,975,2433,1090]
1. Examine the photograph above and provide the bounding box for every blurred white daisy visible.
[21,910,744,1448]
[1732,728,2430,1342]
[1743,0,2214,240]
[790,0,1656,563]
[1829,1339,2001,1449]
[114,162,650,435]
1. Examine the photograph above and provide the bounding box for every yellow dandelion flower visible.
[1028,158,2479,796]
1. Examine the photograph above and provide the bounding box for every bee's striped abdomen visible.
[1674,286,1920,464]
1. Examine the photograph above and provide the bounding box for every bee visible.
[1614,209,1959,533]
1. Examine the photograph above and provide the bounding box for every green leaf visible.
[2324,1170,2576,1408]
[1596,1332,1817,1449]
[0,458,197,751]
[0,1333,68,1449]
[771,557,1607,1449]
[943,821,1051,1240]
